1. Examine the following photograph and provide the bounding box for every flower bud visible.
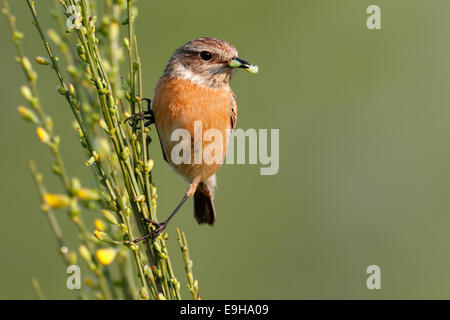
[17,106,38,123]
[20,85,33,102]
[144,159,154,173]
[47,29,62,46]
[85,156,96,167]
[120,224,128,234]
[94,229,108,242]
[102,209,119,226]
[77,188,100,201]
[98,118,109,133]
[70,178,81,196]
[13,31,24,41]
[170,278,181,291]
[77,44,86,61]
[35,56,49,65]
[123,37,130,49]
[133,195,145,202]
[68,251,77,265]
[57,85,67,95]
[36,127,50,144]
[21,57,35,76]
[157,293,166,300]
[68,83,75,96]
[69,199,80,221]
[78,245,89,260]
[140,287,149,300]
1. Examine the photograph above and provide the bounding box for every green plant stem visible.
[29,161,86,300]
[26,0,116,201]
[177,228,200,300]
[26,0,115,300]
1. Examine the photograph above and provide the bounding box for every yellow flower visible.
[96,248,117,266]
[36,127,50,144]
[94,219,105,231]
[43,193,70,209]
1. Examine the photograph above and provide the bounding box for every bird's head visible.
[164,37,258,88]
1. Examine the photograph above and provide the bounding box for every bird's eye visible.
[200,51,212,61]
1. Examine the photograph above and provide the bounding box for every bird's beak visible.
[228,57,259,74]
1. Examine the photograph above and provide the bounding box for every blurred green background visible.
[2,0,450,299]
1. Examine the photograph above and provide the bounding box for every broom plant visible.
[2,0,200,300]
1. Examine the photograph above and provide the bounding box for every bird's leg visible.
[133,194,189,243]
[133,181,199,243]
[124,97,154,127]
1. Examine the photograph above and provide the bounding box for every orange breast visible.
[153,77,233,181]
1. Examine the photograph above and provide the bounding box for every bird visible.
[131,37,258,242]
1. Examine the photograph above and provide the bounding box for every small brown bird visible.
[133,37,258,242]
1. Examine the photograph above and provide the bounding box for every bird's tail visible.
[194,180,216,226]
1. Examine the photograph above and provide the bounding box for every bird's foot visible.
[132,219,167,243]
[124,97,155,127]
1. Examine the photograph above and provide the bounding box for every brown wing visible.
[230,90,238,130]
